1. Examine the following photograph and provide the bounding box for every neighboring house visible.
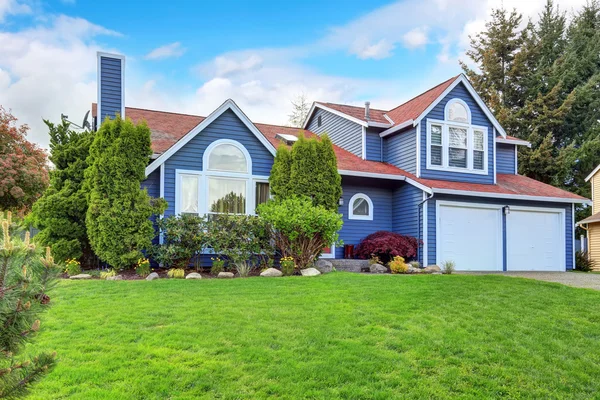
[93,52,590,271]
[577,165,600,269]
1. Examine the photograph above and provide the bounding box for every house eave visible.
[432,188,591,205]
[495,137,531,148]
[379,119,415,138]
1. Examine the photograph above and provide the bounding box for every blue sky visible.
[0,0,587,148]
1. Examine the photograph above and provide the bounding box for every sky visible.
[0,0,588,149]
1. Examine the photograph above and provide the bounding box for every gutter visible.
[379,119,414,138]
[417,192,434,264]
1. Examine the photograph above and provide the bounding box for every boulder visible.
[185,272,202,280]
[423,265,441,273]
[369,263,387,274]
[106,275,123,281]
[315,259,333,273]
[407,266,421,274]
[301,267,321,277]
[146,272,159,281]
[260,268,282,277]
[69,274,92,280]
[218,272,235,279]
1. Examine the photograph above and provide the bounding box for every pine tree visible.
[0,211,59,398]
[269,145,293,200]
[287,94,310,128]
[85,116,166,269]
[30,121,95,265]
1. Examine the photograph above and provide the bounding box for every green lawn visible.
[26,273,600,399]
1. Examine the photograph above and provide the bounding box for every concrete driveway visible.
[466,271,600,290]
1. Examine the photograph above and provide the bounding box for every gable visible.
[306,107,363,158]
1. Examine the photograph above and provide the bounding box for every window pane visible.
[208,178,246,214]
[448,102,468,123]
[474,150,484,170]
[431,145,443,166]
[255,182,270,209]
[474,130,484,151]
[449,148,467,168]
[430,125,442,145]
[180,175,198,214]
[208,144,248,173]
[449,127,467,147]
[352,198,369,216]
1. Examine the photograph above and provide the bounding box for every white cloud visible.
[0,0,30,22]
[145,42,186,60]
[351,38,395,60]
[402,27,429,49]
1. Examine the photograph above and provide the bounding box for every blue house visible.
[94,52,589,271]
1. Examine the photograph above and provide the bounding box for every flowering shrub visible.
[355,231,420,264]
[136,258,151,277]
[280,256,295,276]
[210,257,225,275]
[64,259,81,276]
[388,256,408,274]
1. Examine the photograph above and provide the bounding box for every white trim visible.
[159,163,165,245]
[495,137,531,147]
[416,122,421,177]
[493,127,497,184]
[585,164,600,182]
[383,114,394,124]
[414,74,507,138]
[435,200,504,270]
[379,119,414,138]
[174,170,203,216]
[425,118,489,175]
[422,192,428,265]
[337,169,433,194]
[572,203,576,270]
[432,188,591,204]
[348,193,374,220]
[145,99,276,177]
[361,126,366,160]
[202,139,252,175]
[444,98,471,124]
[514,145,518,175]
[367,121,392,128]
[96,52,126,120]
[320,244,335,259]
[593,178,595,214]
[303,102,368,128]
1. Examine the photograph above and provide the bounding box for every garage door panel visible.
[438,204,502,271]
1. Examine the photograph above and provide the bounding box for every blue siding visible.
[365,129,382,161]
[307,108,363,158]
[335,182,393,258]
[420,82,495,184]
[426,195,574,270]
[384,127,417,174]
[141,169,160,199]
[163,109,274,217]
[392,183,424,263]
[496,143,516,174]
[99,56,123,121]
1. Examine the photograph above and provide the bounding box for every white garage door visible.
[506,208,565,271]
[437,203,503,271]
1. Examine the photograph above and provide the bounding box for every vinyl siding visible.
[593,174,600,214]
[365,129,382,161]
[392,183,424,263]
[420,82,495,184]
[163,109,274,218]
[307,108,363,158]
[384,127,417,174]
[141,169,161,245]
[589,223,600,269]
[496,143,516,174]
[98,56,122,121]
[426,195,574,270]
[335,182,393,258]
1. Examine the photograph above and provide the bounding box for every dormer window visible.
[426,98,488,174]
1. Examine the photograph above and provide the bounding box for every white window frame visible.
[444,98,471,124]
[348,193,374,220]
[426,118,488,175]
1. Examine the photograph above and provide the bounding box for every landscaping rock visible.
[146,272,159,281]
[315,260,333,273]
[369,263,387,274]
[260,268,282,277]
[106,275,123,281]
[301,267,321,277]
[185,272,202,279]
[69,274,91,280]
[218,272,234,279]
[407,266,421,274]
[423,265,441,273]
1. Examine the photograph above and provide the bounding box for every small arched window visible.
[349,193,373,220]
[445,99,470,124]
[207,143,248,173]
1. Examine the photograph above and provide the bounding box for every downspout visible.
[417,192,434,265]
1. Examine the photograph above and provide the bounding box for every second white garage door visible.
[437,202,503,271]
[506,208,565,271]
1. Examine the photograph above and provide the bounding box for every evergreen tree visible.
[84,116,166,269]
[30,121,95,265]
[269,145,293,200]
[287,94,311,128]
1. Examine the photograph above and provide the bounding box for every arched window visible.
[349,193,373,220]
[207,143,248,173]
[445,99,470,123]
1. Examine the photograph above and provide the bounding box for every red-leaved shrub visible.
[355,231,420,263]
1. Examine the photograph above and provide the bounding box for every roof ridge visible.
[124,106,205,119]
[387,74,460,113]
[319,101,388,112]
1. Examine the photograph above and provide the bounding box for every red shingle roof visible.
[317,103,390,125]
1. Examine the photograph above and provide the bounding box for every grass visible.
[26,273,600,399]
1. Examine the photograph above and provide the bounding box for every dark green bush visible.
[152,214,207,269]
[575,250,596,272]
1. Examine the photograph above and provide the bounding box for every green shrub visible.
[441,260,456,275]
[258,196,342,269]
[210,257,225,275]
[167,268,185,279]
[136,258,151,277]
[576,250,595,272]
[388,256,408,274]
[64,258,82,277]
[100,269,116,279]
[368,256,382,265]
[280,256,295,276]
[152,214,207,269]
